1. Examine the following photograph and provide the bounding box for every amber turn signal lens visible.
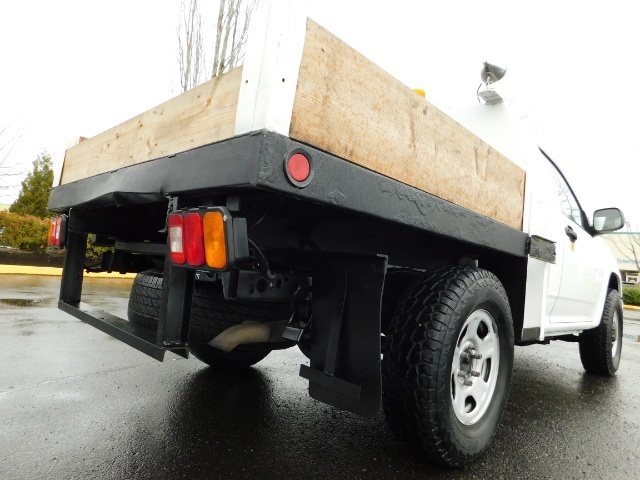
[203,211,227,269]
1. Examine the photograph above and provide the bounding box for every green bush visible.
[85,242,113,261]
[623,285,640,306]
[0,211,48,252]
[0,211,112,260]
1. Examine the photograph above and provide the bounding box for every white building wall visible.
[603,233,640,282]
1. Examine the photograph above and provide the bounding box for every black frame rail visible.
[58,225,190,361]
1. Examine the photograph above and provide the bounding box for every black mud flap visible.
[299,254,387,418]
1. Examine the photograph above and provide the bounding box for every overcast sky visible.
[1,0,638,225]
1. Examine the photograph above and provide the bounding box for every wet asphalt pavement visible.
[1,274,640,480]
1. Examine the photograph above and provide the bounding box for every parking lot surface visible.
[1,274,639,480]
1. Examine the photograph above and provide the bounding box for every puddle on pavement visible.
[0,298,46,307]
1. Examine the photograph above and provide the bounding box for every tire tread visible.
[382,266,513,467]
[579,289,622,376]
[126,269,290,369]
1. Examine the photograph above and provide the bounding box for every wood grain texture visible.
[60,66,243,185]
[290,20,525,229]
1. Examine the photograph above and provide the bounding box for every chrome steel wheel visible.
[611,309,621,359]
[451,309,500,425]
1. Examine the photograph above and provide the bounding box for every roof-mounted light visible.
[477,61,507,105]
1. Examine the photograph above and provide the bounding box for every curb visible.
[623,304,640,311]
[0,265,135,279]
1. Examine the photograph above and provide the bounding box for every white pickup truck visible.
[46,5,625,467]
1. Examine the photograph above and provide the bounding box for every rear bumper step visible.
[59,300,188,361]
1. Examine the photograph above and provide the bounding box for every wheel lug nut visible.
[463,380,473,386]
[471,352,482,360]
[457,371,468,378]
[470,371,480,377]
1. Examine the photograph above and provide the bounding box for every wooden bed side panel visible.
[290,20,525,230]
[60,66,243,185]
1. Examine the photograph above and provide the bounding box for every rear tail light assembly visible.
[167,207,248,271]
[47,216,67,248]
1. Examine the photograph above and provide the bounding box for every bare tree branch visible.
[218,0,236,75]
[0,124,24,170]
[224,0,257,71]
[178,0,259,90]
[177,0,205,92]
[0,122,25,203]
[211,0,227,78]
[210,0,259,78]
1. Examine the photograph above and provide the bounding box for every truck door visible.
[542,157,604,324]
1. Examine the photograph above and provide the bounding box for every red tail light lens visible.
[47,217,66,247]
[184,212,205,266]
[168,215,186,264]
[48,218,58,247]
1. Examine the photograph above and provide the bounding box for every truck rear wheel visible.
[381,266,514,467]
[127,269,289,369]
[578,288,623,376]
[127,269,163,329]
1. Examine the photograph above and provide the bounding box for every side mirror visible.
[592,208,625,235]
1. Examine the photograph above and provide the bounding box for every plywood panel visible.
[290,20,525,230]
[60,66,243,185]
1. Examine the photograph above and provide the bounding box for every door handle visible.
[565,226,578,243]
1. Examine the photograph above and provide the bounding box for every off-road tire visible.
[127,269,163,329]
[382,266,514,467]
[188,280,290,369]
[127,269,289,369]
[578,288,623,376]
[188,280,291,344]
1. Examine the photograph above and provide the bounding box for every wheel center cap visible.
[459,344,476,373]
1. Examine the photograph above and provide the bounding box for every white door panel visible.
[523,150,616,335]
[550,220,604,323]
[536,152,605,324]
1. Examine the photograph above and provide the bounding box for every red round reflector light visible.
[287,153,311,183]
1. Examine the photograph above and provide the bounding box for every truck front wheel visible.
[578,288,623,376]
[382,266,514,467]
